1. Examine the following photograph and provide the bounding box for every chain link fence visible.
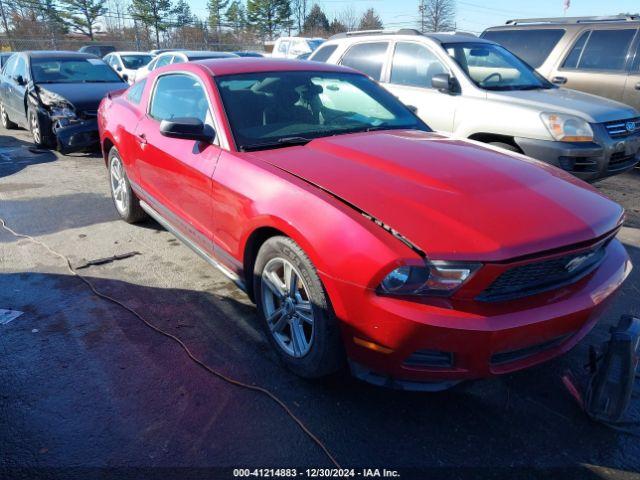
[0,37,265,54]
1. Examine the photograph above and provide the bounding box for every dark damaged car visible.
[0,51,126,152]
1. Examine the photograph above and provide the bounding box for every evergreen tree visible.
[329,18,345,35]
[246,0,291,40]
[129,0,174,48]
[60,0,106,39]
[208,0,229,36]
[173,0,194,28]
[358,8,382,30]
[225,0,246,31]
[302,3,328,36]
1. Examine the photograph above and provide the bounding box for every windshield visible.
[121,55,153,69]
[443,42,552,91]
[31,57,124,84]
[216,71,429,151]
[307,40,324,51]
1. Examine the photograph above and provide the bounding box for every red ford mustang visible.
[98,58,632,391]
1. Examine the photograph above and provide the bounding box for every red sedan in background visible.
[98,58,631,391]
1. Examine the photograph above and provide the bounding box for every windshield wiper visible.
[239,136,312,152]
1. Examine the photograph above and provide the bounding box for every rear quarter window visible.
[481,29,565,67]
[126,79,146,104]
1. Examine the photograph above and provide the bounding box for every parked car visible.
[0,52,14,68]
[271,37,324,59]
[78,44,116,57]
[233,51,265,57]
[311,29,640,181]
[482,15,640,110]
[135,50,238,80]
[98,58,630,390]
[103,51,153,83]
[149,49,186,56]
[0,51,126,151]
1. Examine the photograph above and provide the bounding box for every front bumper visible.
[326,239,631,391]
[515,125,640,182]
[52,118,99,154]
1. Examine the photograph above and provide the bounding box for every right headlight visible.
[540,112,594,142]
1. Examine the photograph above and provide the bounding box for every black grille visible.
[608,152,638,172]
[478,245,606,302]
[604,117,640,138]
[490,334,572,366]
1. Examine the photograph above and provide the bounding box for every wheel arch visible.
[467,132,521,151]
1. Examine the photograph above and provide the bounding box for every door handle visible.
[635,82,640,91]
[135,133,147,144]
[551,76,567,85]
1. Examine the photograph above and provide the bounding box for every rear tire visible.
[1,102,17,129]
[27,106,54,148]
[108,147,147,223]
[489,141,521,153]
[254,236,344,378]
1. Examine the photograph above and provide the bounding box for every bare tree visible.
[419,0,455,32]
[337,5,357,31]
[291,0,307,34]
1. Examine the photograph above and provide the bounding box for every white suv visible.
[310,29,640,181]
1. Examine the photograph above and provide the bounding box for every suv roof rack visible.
[328,28,477,40]
[505,15,640,25]
[329,28,422,40]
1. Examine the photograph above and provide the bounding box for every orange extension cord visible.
[0,217,341,468]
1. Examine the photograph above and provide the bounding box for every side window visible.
[562,29,636,71]
[390,42,447,88]
[126,79,146,104]
[2,55,17,77]
[310,44,337,63]
[14,56,27,80]
[149,74,211,124]
[340,42,389,81]
[481,29,565,68]
[154,55,173,69]
[170,55,185,64]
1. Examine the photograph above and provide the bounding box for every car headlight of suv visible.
[540,112,594,142]
[379,261,481,297]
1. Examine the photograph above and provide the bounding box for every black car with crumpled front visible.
[0,51,126,152]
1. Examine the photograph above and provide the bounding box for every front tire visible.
[108,147,147,223]
[1,102,17,129]
[254,236,344,378]
[27,106,54,148]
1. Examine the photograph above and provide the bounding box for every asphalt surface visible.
[1,125,639,479]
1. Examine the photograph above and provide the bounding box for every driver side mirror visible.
[14,74,25,86]
[431,73,456,94]
[160,118,215,143]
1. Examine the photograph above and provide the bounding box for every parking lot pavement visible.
[1,125,639,479]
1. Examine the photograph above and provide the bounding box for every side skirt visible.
[139,200,246,292]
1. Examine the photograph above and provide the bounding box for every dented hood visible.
[37,81,125,113]
[248,130,623,261]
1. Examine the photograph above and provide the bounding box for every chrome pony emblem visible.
[565,252,595,273]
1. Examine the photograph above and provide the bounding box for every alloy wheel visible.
[261,257,315,358]
[1,104,8,128]
[30,111,41,145]
[110,156,129,214]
